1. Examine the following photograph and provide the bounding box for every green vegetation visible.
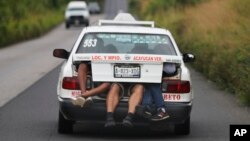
[0,0,69,47]
[130,0,250,105]
[0,0,104,48]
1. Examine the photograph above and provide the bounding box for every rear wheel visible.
[85,21,89,26]
[65,23,70,29]
[58,111,74,134]
[174,117,190,135]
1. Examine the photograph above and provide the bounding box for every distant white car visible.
[88,2,101,14]
[65,1,90,28]
[54,13,195,135]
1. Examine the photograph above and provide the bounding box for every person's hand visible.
[82,90,89,97]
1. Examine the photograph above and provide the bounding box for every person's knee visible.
[132,84,144,94]
[111,83,120,91]
[103,82,111,87]
[137,84,144,90]
[78,63,88,72]
[110,83,121,93]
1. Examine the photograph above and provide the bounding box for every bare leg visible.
[71,63,89,107]
[128,84,144,114]
[106,83,120,112]
[122,84,144,127]
[78,63,88,95]
[105,83,121,127]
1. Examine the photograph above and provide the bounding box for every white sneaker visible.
[72,96,86,108]
[84,97,93,107]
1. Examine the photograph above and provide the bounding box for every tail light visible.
[162,80,190,93]
[62,76,92,90]
[62,77,80,90]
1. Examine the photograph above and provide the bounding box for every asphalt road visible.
[1,64,250,141]
[0,0,249,140]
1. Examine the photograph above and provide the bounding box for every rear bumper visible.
[66,16,89,24]
[59,98,192,124]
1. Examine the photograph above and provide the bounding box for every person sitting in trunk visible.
[105,83,144,128]
[71,63,111,107]
[136,63,177,121]
[72,37,111,107]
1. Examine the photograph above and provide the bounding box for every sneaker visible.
[104,119,116,128]
[84,97,93,107]
[150,108,170,121]
[122,115,134,128]
[71,96,85,108]
[136,105,152,119]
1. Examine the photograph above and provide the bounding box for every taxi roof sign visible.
[99,13,155,27]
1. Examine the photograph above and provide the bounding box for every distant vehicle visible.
[53,13,195,135]
[65,1,90,29]
[88,2,101,14]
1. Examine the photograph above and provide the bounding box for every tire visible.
[85,21,89,26]
[174,117,190,135]
[58,111,74,134]
[65,23,70,29]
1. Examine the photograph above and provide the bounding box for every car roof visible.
[68,1,87,8]
[85,25,170,35]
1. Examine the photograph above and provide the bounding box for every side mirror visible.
[183,53,195,62]
[53,49,69,59]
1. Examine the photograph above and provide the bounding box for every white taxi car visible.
[65,1,90,28]
[53,13,195,135]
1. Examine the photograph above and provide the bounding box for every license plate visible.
[114,65,140,78]
[74,19,80,25]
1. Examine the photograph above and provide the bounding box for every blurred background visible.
[0,0,103,46]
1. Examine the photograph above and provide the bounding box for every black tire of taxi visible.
[174,116,190,135]
[58,111,74,134]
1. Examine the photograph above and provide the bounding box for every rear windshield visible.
[89,3,99,8]
[68,8,86,11]
[76,33,177,55]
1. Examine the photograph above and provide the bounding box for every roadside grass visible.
[0,9,64,47]
[0,0,68,48]
[131,0,250,105]
[0,0,103,48]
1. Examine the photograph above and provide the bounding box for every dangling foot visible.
[122,113,134,128]
[71,96,86,108]
[104,112,116,128]
[84,97,93,107]
[151,107,170,121]
[136,105,152,119]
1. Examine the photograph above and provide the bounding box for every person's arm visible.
[83,83,110,97]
